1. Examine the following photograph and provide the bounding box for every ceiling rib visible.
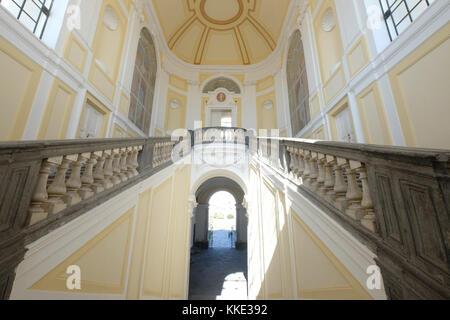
[168,14,197,49]
[194,27,210,64]
[247,14,276,50]
[234,27,250,65]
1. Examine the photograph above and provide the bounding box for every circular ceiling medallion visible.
[321,8,336,32]
[197,0,246,28]
[217,92,227,103]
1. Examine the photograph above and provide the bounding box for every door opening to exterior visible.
[189,178,248,300]
[208,191,237,248]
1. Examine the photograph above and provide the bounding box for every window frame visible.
[0,0,55,39]
[379,0,433,41]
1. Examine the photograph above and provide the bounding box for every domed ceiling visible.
[151,0,291,65]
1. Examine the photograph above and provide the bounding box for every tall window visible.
[129,28,157,134]
[0,0,54,39]
[379,0,435,41]
[287,30,310,136]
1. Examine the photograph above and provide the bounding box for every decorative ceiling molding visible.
[152,0,291,66]
[141,0,303,81]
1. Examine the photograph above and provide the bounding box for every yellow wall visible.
[357,82,393,145]
[291,210,371,299]
[256,76,275,92]
[26,164,192,299]
[347,36,370,78]
[169,74,188,92]
[76,93,111,139]
[31,207,135,294]
[0,37,42,141]
[388,23,450,149]
[313,0,344,83]
[248,164,372,300]
[89,0,128,102]
[118,92,130,117]
[310,93,321,119]
[327,97,356,142]
[38,79,76,140]
[165,89,187,133]
[313,126,327,140]
[112,124,125,138]
[63,33,88,74]
[256,91,278,130]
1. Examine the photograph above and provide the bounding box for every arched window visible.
[129,28,157,134]
[287,30,310,136]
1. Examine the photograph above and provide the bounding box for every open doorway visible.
[208,191,236,248]
[189,177,248,300]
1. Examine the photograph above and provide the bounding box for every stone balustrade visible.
[27,146,143,226]
[152,141,176,168]
[285,146,376,232]
[252,136,450,299]
[193,127,248,146]
[0,136,178,299]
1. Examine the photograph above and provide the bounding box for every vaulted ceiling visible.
[151,0,291,65]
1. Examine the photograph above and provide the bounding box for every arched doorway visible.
[189,177,248,300]
[208,191,237,248]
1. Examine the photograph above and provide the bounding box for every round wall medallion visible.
[321,8,336,32]
[263,100,274,110]
[103,7,119,31]
[170,99,181,110]
[217,92,227,103]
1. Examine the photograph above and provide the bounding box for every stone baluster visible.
[128,146,141,177]
[47,156,74,215]
[163,143,169,164]
[309,152,319,192]
[324,155,336,203]
[358,166,378,232]
[288,147,297,179]
[125,147,135,179]
[297,149,305,180]
[92,151,106,194]
[28,158,62,225]
[119,148,129,182]
[112,149,123,185]
[303,151,311,188]
[333,158,348,211]
[344,160,363,220]
[153,143,161,167]
[317,153,326,197]
[103,150,114,189]
[79,153,96,200]
[66,153,88,206]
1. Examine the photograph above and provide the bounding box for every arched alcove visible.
[202,77,242,94]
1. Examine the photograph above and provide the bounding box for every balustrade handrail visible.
[1,132,449,299]
[259,136,450,162]
[0,136,181,300]
[252,135,450,299]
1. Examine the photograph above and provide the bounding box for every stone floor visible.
[189,244,248,300]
